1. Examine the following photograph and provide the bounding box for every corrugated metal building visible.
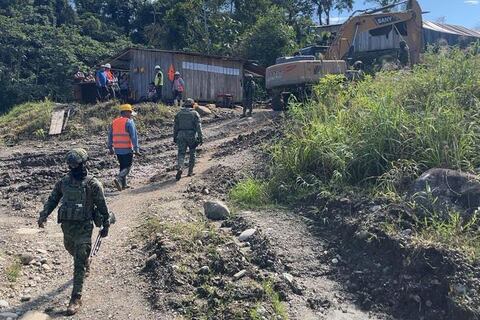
[101,48,261,103]
[318,20,480,54]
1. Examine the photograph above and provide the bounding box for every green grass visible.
[0,99,175,142]
[415,211,480,262]
[5,259,22,282]
[269,48,480,200]
[0,100,53,141]
[229,178,270,208]
[263,279,288,320]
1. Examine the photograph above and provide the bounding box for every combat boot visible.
[85,258,91,278]
[66,294,82,316]
[187,168,194,177]
[176,169,183,181]
[113,178,122,191]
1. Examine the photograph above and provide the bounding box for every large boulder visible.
[410,168,480,220]
[204,200,230,220]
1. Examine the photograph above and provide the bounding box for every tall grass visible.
[270,49,480,199]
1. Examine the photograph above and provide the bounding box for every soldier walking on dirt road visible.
[37,148,111,316]
[174,98,203,180]
[108,104,140,191]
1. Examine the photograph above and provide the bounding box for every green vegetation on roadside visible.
[0,101,175,143]
[229,178,270,208]
[0,100,54,141]
[269,48,480,200]
[5,259,22,282]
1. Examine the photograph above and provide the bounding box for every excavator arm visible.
[325,0,423,65]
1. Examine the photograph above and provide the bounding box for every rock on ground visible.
[204,200,230,220]
[410,168,480,220]
[19,311,50,320]
[195,105,213,117]
[238,228,256,241]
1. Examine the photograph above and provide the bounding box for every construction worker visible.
[242,74,256,117]
[172,71,185,107]
[174,98,203,180]
[154,65,164,102]
[95,65,108,101]
[108,104,140,191]
[398,40,411,68]
[37,148,111,316]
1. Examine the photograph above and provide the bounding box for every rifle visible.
[90,212,116,258]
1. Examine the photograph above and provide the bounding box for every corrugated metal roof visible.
[103,47,248,65]
[422,21,480,38]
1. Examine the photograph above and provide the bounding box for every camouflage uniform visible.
[174,99,203,179]
[398,40,410,67]
[38,149,110,315]
[243,75,256,117]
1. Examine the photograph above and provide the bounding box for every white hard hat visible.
[105,63,111,69]
[174,71,180,76]
[155,65,161,70]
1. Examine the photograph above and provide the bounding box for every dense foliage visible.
[269,48,480,200]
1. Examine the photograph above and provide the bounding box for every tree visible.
[238,6,297,66]
[312,0,354,25]
[364,0,397,7]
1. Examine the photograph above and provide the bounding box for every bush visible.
[270,49,480,200]
[229,178,270,207]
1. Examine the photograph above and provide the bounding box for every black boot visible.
[176,169,183,181]
[66,294,82,316]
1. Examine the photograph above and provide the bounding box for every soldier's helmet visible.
[184,98,195,107]
[66,148,89,168]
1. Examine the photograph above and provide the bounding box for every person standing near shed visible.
[154,65,164,102]
[108,104,140,191]
[242,74,256,118]
[172,71,185,107]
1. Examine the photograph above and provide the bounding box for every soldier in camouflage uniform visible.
[242,74,256,117]
[173,98,203,181]
[37,148,111,316]
[398,40,411,68]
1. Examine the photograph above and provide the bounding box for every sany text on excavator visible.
[266,0,423,110]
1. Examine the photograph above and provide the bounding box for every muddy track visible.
[0,109,284,319]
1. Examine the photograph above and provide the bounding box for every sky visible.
[330,0,480,29]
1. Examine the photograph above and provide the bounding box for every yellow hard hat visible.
[119,104,133,112]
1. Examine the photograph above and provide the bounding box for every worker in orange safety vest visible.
[107,104,140,191]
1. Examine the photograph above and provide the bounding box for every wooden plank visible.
[49,110,65,135]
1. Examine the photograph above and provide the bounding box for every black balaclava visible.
[70,163,88,180]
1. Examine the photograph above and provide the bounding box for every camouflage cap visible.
[66,148,89,168]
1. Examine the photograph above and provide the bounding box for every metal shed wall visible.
[128,49,244,103]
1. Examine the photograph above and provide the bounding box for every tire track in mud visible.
[0,109,279,319]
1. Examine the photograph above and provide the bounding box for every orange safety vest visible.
[112,117,133,149]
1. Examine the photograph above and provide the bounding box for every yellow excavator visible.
[266,0,423,110]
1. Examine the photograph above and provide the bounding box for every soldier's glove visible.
[100,226,109,238]
[38,216,47,228]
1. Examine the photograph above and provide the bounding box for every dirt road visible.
[0,108,445,319]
